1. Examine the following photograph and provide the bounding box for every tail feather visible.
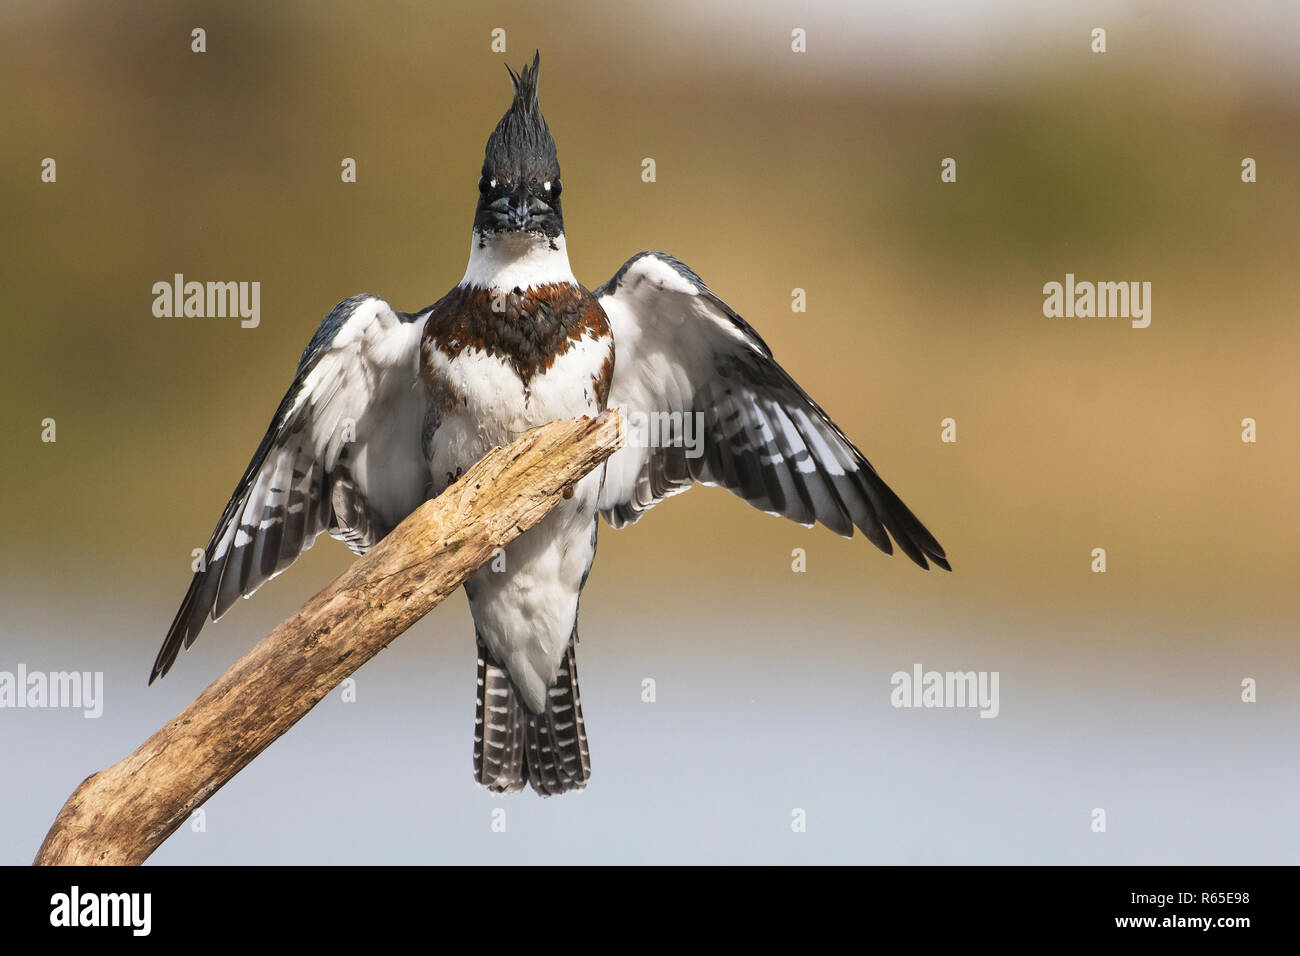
[524,639,591,796]
[474,636,527,793]
[473,632,590,796]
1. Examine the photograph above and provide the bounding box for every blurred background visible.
[1,0,1296,864]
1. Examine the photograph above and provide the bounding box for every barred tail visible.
[524,636,591,795]
[473,632,590,797]
[474,635,527,793]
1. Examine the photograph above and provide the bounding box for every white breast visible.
[425,327,611,491]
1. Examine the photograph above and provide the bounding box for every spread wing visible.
[595,251,948,571]
[150,294,432,682]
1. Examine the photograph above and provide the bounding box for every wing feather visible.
[150,294,431,682]
[595,251,948,570]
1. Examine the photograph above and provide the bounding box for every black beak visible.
[488,188,552,231]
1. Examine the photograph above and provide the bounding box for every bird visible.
[150,52,949,796]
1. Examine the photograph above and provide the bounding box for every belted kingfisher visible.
[151,53,949,796]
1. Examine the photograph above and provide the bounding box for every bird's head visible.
[474,52,563,240]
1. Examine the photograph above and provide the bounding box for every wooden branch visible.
[34,411,623,866]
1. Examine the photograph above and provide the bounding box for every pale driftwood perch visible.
[34,411,623,866]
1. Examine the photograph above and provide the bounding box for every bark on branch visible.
[33,411,624,866]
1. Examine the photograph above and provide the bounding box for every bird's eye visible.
[479,176,496,195]
[550,180,562,198]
